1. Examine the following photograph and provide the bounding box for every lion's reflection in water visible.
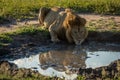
[39,46,87,74]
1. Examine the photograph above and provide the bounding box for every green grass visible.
[0,0,120,21]
[0,34,12,43]
[0,74,119,80]
[77,75,85,80]
[0,74,63,80]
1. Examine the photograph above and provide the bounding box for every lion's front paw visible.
[51,38,60,43]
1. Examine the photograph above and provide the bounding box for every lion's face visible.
[71,26,87,45]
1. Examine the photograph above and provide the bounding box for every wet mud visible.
[0,59,120,80]
[0,41,120,80]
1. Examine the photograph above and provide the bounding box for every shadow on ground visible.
[88,31,120,43]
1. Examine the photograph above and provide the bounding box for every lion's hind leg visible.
[38,7,50,25]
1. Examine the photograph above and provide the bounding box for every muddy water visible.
[3,42,120,80]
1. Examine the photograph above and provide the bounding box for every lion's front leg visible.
[49,22,60,43]
[66,30,73,43]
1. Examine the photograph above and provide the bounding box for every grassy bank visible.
[0,74,86,80]
[0,74,50,80]
[0,26,49,46]
[0,0,120,21]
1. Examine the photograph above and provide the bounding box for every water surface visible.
[7,43,120,80]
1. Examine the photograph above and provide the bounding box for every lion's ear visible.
[80,18,86,26]
[38,7,50,25]
[66,12,81,26]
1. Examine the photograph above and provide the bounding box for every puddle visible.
[10,54,77,80]
[6,43,120,80]
[86,51,120,68]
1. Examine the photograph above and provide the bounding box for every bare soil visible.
[0,14,120,33]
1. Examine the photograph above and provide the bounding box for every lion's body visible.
[38,7,88,45]
[40,7,65,29]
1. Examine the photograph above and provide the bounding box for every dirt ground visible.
[0,14,120,33]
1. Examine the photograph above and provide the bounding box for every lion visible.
[38,7,88,45]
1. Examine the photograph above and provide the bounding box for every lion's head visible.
[64,11,88,45]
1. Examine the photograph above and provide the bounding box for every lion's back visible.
[43,7,65,29]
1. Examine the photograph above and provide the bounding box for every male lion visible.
[38,7,88,45]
